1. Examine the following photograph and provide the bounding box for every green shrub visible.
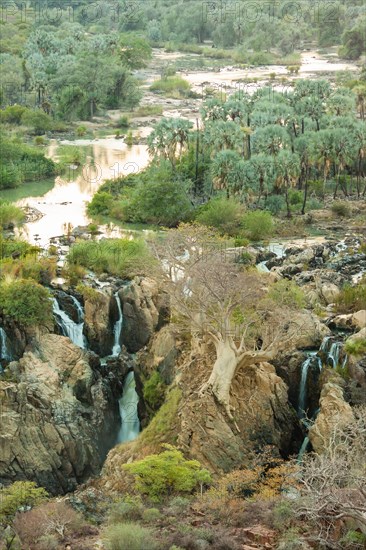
[34,136,46,146]
[103,523,158,550]
[242,211,274,241]
[264,195,286,215]
[0,201,25,228]
[107,497,143,524]
[331,201,350,218]
[143,371,167,411]
[0,482,48,524]
[272,500,295,531]
[288,190,303,206]
[87,191,114,216]
[0,279,52,326]
[21,109,53,135]
[141,508,161,522]
[76,125,87,137]
[268,279,306,309]
[150,76,191,98]
[123,444,211,502]
[0,105,27,124]
[67,238,154,278]
[117,116,129,128]
[125,130,134,147]
[76,284,105,306]
[126,178,193,227]
[1,257,56,285]
[196,198,245,236]
[335,282,366,313]
[344,338,366,356]
[0,237,33,259]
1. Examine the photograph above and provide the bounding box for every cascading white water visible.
[117,371,140,443]
[52,297,86,349]
[112,292,123,357]
[0,327,11,362]
[328,341,341,369]
[297,436,310,463]
[320,335,332,353]
[298,354,315,418]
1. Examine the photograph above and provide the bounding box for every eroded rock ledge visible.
[0,334,120,494]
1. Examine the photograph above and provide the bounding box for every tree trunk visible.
[301,173,309,215]
[200,340,239,417]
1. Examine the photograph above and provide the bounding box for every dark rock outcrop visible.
[0,334,120,494]
[120,277,170,353]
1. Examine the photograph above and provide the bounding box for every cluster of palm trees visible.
[147,79,366,216]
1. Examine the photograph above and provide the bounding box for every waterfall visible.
[297,436,310,463]
[0,328,11,362]
[52,297,86,349]
[320,335,332,354]
[117,371,140,443]
[298,355,313,418]
[112,292,123,357]
[328,341,341,369]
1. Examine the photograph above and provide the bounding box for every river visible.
[0,138,150,247]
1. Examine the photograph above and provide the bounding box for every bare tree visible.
[149,225,301,418]
[296,406,366,545]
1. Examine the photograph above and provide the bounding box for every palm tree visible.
[274,150,301,218]
[211,149,242,198]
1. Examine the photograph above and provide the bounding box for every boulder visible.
[309,382,354,453]
[331,311,366,330]
[319,282,340,305]
[0,334,120,494]
[120,277,170,353]
[289,310,331,349]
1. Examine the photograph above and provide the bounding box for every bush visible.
[0,279,52,326]
[143,371,167,411]
[331,201,350,218]
[344,338,366,356]
[242,211,274,241]
[0,105,27,124]
[335,282,366,313]
[1,257,56,285]
[271,500,295,531]
[123,444,211,502]
[21,109,53,135]
[126,177,193,227]
[103,523,158,550]
[0,201,24,228]
[268,279,306,309]
[76,125,87,137]
[264,195,286,215]
[13,501,84,547]
[87,191,114,216]
[107,497,143,524]
[0,482,48,524]
[196,198,245,236]
[141,508,161,522]
[67,238,154,278]
[150,76,191,98]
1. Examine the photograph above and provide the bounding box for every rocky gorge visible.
[0,232,365,498]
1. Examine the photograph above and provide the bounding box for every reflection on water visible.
[2,138,150,246]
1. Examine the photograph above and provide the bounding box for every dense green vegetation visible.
[66,238,154,278]
[0,279,52,326]
[123,445,211,501]
[89,79,366,236]
[0,134,56,189]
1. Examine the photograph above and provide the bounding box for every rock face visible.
[330,310,366,330]
[84,288,118,357]
[289,310,330,349]
[0,334,120,494]
[120,277,170,353]
[179,361,301,472]
[309,382,354,453]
